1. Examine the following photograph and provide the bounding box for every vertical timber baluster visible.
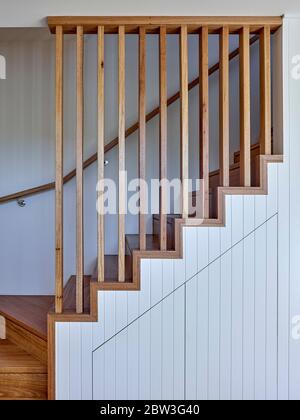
[199,26,209,219]
[139,27,146,251]
[159,26,167,249]
[260,25,271,155]
[118,26,126,283]
[97,26,105,283]
[180,25,189,220]
[239,26,251,187]
[219,26,230,187]
[55,25,64,314]
[76,25,84,313]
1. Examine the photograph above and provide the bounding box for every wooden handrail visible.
[0,35,260,205]
[47,16,282,34]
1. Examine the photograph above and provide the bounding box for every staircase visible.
[0,15,282,400]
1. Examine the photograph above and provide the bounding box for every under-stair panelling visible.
[55,162,279,400]
[90,215,278,400]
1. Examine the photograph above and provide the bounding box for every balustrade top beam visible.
[48,16,282,34]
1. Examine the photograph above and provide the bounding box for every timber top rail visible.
[0,33,262,205]
[47,16,282,34]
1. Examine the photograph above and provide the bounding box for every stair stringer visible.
[52,156,282,400]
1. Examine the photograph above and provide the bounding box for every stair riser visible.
[0,373,47,400]
[153,217,175,250]
[6,319,47,364]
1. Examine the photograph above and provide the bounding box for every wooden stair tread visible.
[126,234,160,253]
[0,296,54,340]
[153,214,180,224]
[0,340,46,374]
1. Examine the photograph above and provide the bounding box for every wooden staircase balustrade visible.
[55,25,64,315]
[159,26,167,250]
[0,33,263,207]
[76,25,85,314]
[54,19,274,313]
[97,25,105,283]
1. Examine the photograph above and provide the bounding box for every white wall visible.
[279,16,300,400]
[0,32,261,294]
[0,0,297,27]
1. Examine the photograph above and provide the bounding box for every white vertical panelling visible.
[209,227,221,263]
[219,251,232,400]
[92,288,185,401]
[244,195,255,237]
[197,227,209,271]
[104,291,116,341]
[69,323,82,400]
[162,259,174,298]
[255,194,267,228]
[221,195,232,254]
[92,346,105,400]
[208,259,221,400]
[173,288,185,400]
[266,216,278,400]
[81,324,93,400]
[56,323,70,400]
[232,195,244,245]
[57,163,284,401]
[150,303,162,399]
[115,329,128,399]
[115,291,128,332]
[185,276,198,399]
[243,233,255,400]
[104,337,116,400]
[231,241,244,400]
[162,291,174,399]
[139,259,151,313]
[196,269,209,400]
[174,258,186,289]
[92,291,105,349]
[150,259,163,306]
[139,311,151,399]
[185,227,198,280]
[127,291,139,324]
[127,322,139,400]
[267,164,278,219]
[254,223,267,400]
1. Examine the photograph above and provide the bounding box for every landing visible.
[0,296,53,340]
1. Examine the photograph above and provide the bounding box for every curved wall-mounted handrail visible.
[0,35,259,205]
